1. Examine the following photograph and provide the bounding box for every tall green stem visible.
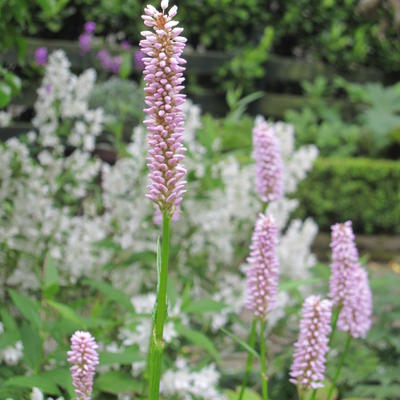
[327,334,352,400]
[148,211,171,400]
[329,305,341,347]
[238,318,258,400]
[259,319,269,400]
[309,389,317,400]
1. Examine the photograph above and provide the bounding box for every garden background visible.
[0,1,400,399]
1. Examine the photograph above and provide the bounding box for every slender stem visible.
[148,211,171,400]
[297,385,302,400]
[309,389,317,400]
[238,318,258,400]
[327,334,352,400]
[329,305,341,347]
[259,319,269,400]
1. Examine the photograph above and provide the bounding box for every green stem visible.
[309,389,317,400]
[327,334,352,400]
[259,319,269,400]
[329,305,341,347]
[148,211,171,400]
[238,318,258,400]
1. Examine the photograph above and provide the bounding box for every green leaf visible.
[5,375,60,395]
[99,346,144,365]
[47,300,86,328]
[41,368,74,398]
[220,327,259,359]
[0,332,18,351]
[36,0,56,15]
[0,308,19,335]
[8,289,42,329]
[20,322,43,372]
[43,256,60,299]
[95,371,141,394]
[175,323,220,361]
[183,299,227,314]
[84,279,134,313]
[4,72,21,95]
[0,82,12,107]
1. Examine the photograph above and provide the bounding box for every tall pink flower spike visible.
[253,117,284,203]
[246,213,280,319]
[329,221,372,338]
[140,0,187,215]
[290,295,332,390]
[67,331,99,400]
[329,221,359,305]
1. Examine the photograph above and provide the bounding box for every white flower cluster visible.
[160,358,226,400]
[33,50,103,152]
[0,321,23,366]
[0,52,320,397]
[30,387,64,400]
[0,110,11,127]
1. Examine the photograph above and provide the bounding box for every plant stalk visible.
[327,334,352,400]
[329,305,341,347]
[238,318,258,400]
[259,319,269,400]
[148,211,171,400]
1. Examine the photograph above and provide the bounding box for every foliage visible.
[295,157,400,234]
[285,77,400,158]
[33,0,400,75]
[0,51,318,399]
[219,26,274,93]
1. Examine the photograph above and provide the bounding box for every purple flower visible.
[246,213,279,319]
[67,331,99,400]
[140,1,187,215]
[290,296,332,390]
[97,50,113,70]
[338,266,372,338]
[134,50,145,71]
[79,33,93,53]
[84,21,96,34]
[329,221,360,305]
[253,117,284,203]
[329,221,373,339]
[34,47,48,66]
[111,55,122,75]
[121,40,131,50]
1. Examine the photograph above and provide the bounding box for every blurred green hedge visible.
[42,0,400,74]
[295,157,400,234]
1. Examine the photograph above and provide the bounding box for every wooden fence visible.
[0,37,384,138]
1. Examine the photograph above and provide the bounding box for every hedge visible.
[295,157,400,234]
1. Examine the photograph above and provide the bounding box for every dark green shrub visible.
[295,157,400,234]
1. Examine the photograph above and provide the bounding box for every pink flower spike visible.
[253,117,284,203]
[140,1,187,216]
[246,213,279,319]
[329,221,360,305]
[329,221,373,338]
[290,296,332,390]
[67,331,99,400]
[338,266,373,339]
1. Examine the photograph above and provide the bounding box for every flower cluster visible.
[34,47,48,66]
[79,22,96,53]
[160,358,225,400]
[246,213,279,319]
[140,1,187,214]
[330,221,372,338]
[253,117,284,202]
[67,331,99,400]
[290,296,332,390]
